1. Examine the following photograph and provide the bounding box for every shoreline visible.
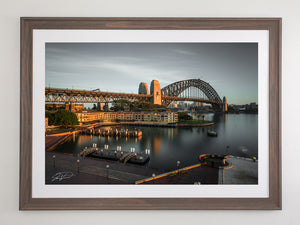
[45,121,214,151]
[120,121,214,127]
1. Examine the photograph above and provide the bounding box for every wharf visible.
[81,122,120,130]
[80,147,150,165]
[82,127,142,137]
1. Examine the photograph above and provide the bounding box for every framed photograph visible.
[20,18,281,209]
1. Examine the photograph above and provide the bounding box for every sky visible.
[45,43,258,105]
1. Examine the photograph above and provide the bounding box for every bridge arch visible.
[161,79,223,109]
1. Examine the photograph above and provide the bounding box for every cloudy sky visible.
[45,43,258,105]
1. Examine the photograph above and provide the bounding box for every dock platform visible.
[80,147,150,165]
[82,127,142,137]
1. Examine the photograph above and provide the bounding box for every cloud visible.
[172,48,197,56]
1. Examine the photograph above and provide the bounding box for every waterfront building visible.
[75,110,178,124]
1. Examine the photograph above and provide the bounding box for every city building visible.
[75,110,178,124]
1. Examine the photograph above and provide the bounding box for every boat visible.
[207,130,218,137]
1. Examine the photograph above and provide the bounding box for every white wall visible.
[0,0,298,224]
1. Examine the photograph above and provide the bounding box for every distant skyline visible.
[46,43,258,105]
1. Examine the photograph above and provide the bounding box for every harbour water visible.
[55,113,258,172]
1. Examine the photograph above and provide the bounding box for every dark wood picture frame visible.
[20,18,281,210]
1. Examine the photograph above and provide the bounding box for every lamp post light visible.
[177,161,181,174]
[106,164,110,183]
[52,155,56,168]
[77,159,80,173]
[152,173,156,184]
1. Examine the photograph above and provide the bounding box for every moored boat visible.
[207,130,218,137]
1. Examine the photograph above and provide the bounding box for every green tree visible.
[111,99,131,111]
[45,111,56,125]
[201,114,205,121]
[178,112,193,121]
[53,109,79,127]
[196,114,205,121]
[111,99,166,111]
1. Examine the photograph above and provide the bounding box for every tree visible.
[196,114,205,121]
[110,99,130,111]
[111,99,166,111]
[53,109,79,127]
[178,112,193,121]
[201,114,205,121]
[45,111,56,125]
[136,101,166,110]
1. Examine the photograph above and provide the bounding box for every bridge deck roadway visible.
[45,88,223,105]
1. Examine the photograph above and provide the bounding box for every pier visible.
[79,146,150,165]
[81,127,142,137]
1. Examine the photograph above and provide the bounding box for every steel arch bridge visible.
[45,79,225,111]
[161,79,223,109]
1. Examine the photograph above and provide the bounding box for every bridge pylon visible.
[138,82,149,95]
[150,80,162,105]
[223,96,228,112]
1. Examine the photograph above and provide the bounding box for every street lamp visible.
[177,161,181,174]
[52,155,56,168]
[106,164,110,183]
[152,173,156,184]
[77,159,80,173]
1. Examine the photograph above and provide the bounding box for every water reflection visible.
[152,136,162,155]
[55,113,258,172]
